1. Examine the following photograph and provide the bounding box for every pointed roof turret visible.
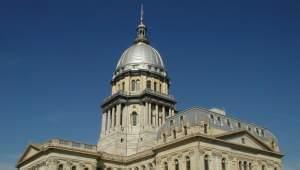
[134,4,149,44]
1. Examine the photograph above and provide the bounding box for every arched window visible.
[204,155,209,170]
[141,165,146,170]
[131,80,136,91]
[237,122,241,128]
[217,117,221,125]
[159,83,162,93]
[249,163,252,170]
[180,116,184,123]
[174,159,179,170]
[227,119,231,127]
[262,165,265,170]
[163,133,166,143]
[239,161,242,170]
[164,162,168,170]
[173,130,176,139]
[154,82,157,91]
[84,168,88,170]
[136,79,140,91]
[186,156,191,170]
[134,167,139,170]
[58,164,63,170]
[72,166,76,170]
[170,120,174,126]
[184,126,188,135]
[222,158,226,170]
[204,124,208,134]
[149,163,153,170]
[146,80,151,89]
[122,82,125,91]
[244,161,248,170]
[132,112,138,126]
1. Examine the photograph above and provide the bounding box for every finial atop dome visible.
[134,3,149,44]
[140,3,144,24]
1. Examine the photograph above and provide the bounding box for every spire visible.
[140,3,144,24]
[134,3,149,44]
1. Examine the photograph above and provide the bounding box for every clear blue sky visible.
[0,0,299,169]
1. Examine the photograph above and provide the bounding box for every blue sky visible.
[0,0,299,169]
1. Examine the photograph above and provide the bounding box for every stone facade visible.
[16,8,283,170]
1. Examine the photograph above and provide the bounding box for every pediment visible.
[17,144,41,164]
[216,130,272,151]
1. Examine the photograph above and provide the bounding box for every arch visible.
[131,80,136,91]
[249,163,252,170]
[186,156,191,170]
[132,112,138,126]
[146,80,151,89]
[174,159,179,170]
[58,164,63,170]
[134,167,139,170]
[222,158,226,170]
[164,162,168,170]
[262,165,266,170]
[71,166,77,170]
[141,165,146,170]
[204,155,209,170]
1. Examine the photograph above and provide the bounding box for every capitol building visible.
[16,8,283,170]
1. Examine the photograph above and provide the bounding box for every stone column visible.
[213,152,222,170]
[112,106,116,128]
[101,111,107,136]
[162,106,166,124]
[107,109,111,131]
[116,104,121,127]
[155,104,159,127]
[149,103,152,125]
[198,150,205,170]
[188,150,198,170]
[144,102,148,126]
[122,105,127,129]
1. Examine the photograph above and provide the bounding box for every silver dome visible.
[116,42,165,70]
[113,10,168,79]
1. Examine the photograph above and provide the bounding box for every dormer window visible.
[237,122,241,128]
[217,117,222,125]
[261,129,265,136]
[256,128,260,135]
[241,138,245,144]
[180,116,184,123]
[170,120,174,126]
[226,119,231,127]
